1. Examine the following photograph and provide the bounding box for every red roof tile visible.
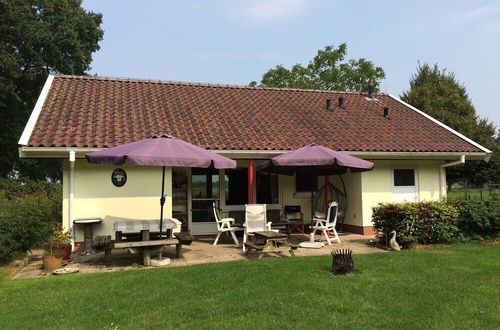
[25,75,485,153]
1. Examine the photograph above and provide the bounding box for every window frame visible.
[391,166,419,200]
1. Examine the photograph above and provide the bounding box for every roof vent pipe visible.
[383,106,389,117]
[338,96,345,108]
[367,79,374,99]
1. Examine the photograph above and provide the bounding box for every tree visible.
[0,0,103,180]
[401,63,499,186]
[250,43,386,92]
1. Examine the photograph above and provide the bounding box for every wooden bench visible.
[113,238,180,266]
[244,242,266,258]
[96,230,183,266]
[93,235,113,262]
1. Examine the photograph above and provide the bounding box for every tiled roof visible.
[24,74,484,153]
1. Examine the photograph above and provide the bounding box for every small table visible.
[245,231,297,258]
[271,221,305,235]
[73,218,102,255]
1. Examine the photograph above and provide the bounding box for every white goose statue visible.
[389,230,401,251]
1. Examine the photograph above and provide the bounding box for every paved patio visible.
[12,232,385,279]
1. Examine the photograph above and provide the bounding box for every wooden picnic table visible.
[94,219,183,266]
[244,231,298,258]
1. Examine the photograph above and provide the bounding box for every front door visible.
[190,168,220,235]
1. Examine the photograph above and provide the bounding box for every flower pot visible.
[42,255,63,271]
[57,245,72,260]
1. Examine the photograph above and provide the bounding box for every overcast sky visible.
[82,0,500,128]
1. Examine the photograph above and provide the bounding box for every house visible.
[18,75,491,245]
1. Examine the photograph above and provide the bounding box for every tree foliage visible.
[250,43,385,92]
[401,63,499,185]
[0,0,103,180]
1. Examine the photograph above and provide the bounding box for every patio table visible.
[111,219,180,266]
[245,231,297,258]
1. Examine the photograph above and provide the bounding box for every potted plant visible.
[54,228,72,260]
[42,227,70,270]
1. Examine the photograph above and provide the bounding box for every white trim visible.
[391,166,419,202]
[389,94,492,154]
[68,151,76,249]
[18,75,55,146]
[19,147,490,160]
[440,155,466,198]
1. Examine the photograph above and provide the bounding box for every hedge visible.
[452,200,500,240]
[372,201,460,245]
[372,199,499,246]
[0,179,62,264]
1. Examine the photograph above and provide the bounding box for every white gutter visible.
[18,75,55,146]
[389,94,492,155]
[69,150,76,249]
[18,146,490,160]
[440,155,465,199]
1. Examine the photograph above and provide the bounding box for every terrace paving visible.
[11,232,386,279]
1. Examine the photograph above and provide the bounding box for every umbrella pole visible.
[159,166,166,259]
[310,168,314,231]
[337,174,347,232]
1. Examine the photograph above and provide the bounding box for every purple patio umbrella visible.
[257,144,374,228]
[257,144,374,176]
[86,134,236,239]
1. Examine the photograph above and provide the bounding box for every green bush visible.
[0,179,62,264]
[452,200,500,240]
[372,201,460,245]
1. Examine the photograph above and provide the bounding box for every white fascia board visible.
[18,75,55,146]
[19,147,101,158]
[19,146,489,160]
[389,94,492,154]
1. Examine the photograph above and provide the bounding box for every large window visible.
[191,168,219,199]
[295,172,318,193]
[225,168,248,205]
[256,172,279,204]
[191,168,220,223]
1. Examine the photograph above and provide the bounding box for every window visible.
[393,169,415,186]
[256,172,279,204]
[191,168,220,223]
[224,168,248,205]
[295,172,318,193]
[191,168,219,199]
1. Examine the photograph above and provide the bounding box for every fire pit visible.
[331,249,354,275]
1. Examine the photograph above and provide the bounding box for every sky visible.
[81,0,500,128]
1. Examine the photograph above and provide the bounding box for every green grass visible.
[447,189,499,201]
[1,245,499,329]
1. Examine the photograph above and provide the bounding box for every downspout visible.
[69,151,76,249]
[440,155,465,199]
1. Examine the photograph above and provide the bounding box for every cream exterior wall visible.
[360,159,444,227]
[62,158,444,238]
[63,160,172,241]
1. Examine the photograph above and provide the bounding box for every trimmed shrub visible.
[452,200,500,240]
[372,201,460,245]
[0,179,62,264]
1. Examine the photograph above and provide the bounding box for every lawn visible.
[0,244,499,329]
[447,188,499,201]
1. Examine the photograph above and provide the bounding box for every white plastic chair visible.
[242,204,273,251]
[310,201,341,245]
[213,202,243,245]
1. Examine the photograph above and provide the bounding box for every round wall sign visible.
[111,168,127,187]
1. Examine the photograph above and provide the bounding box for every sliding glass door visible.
[190,168,220,234]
